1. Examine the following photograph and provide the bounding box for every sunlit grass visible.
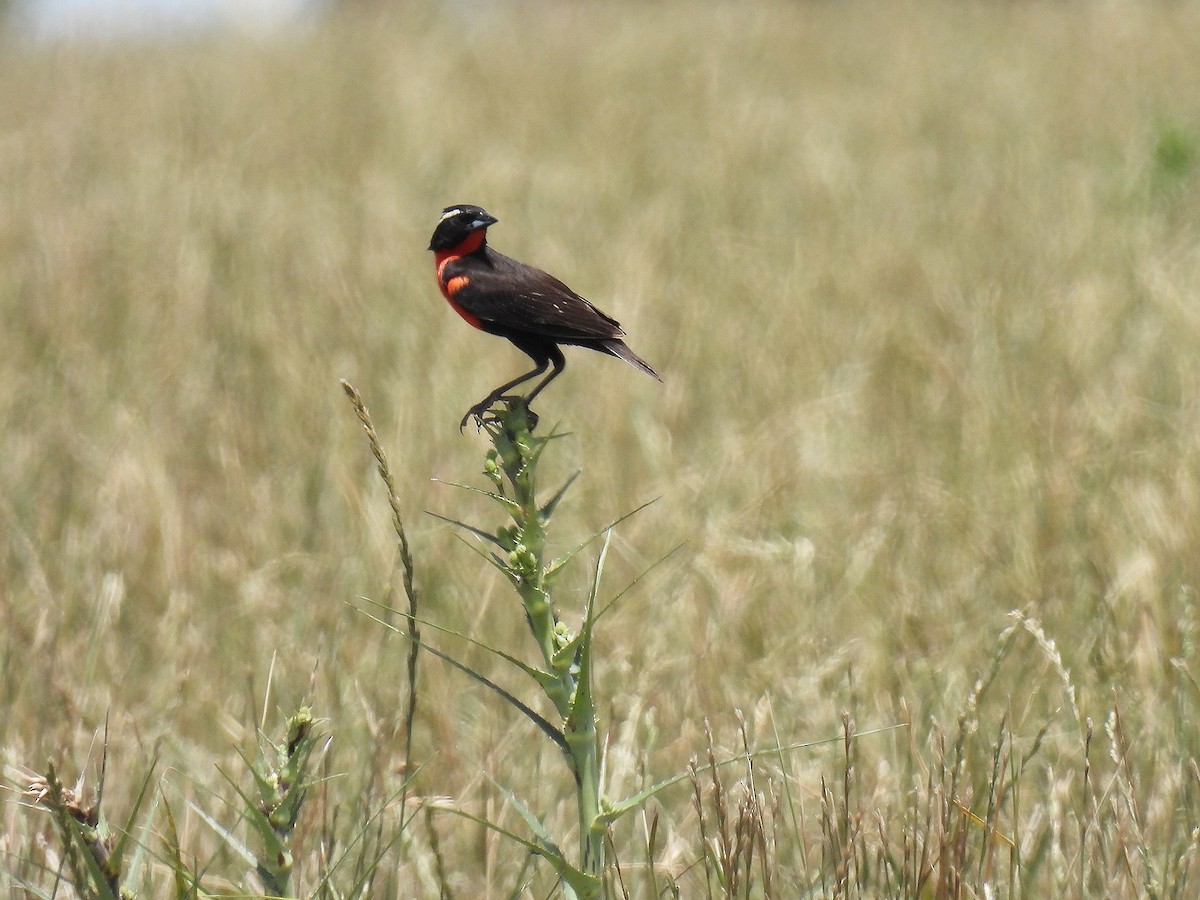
[3,0,1200,895]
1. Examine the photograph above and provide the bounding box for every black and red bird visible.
[429,204,660,429]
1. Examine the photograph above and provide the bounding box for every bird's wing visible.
[444,251,625,341]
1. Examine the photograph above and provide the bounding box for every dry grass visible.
[3,0,1200,895]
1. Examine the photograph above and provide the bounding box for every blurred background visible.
[2,1,1200,895]
[9,0,327,39]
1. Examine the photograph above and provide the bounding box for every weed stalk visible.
[479,401,604,885]
[26,763,126,900]
[243,707,322,897]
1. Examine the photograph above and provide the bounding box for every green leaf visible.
[348,614,571,758]
[595,541,686,623]
[232,744,279,812]
[566,530,609,729]
[435,803,602,897]
[111,756,160,889]
[545,497,659,581]
[161,795,202,899]
[422,641,568,755]
[594,725,906,827]
[593,771,693,827]
[212,761,285,863]
[538,469,582,521]
[431,477,522,517]
[444,532,516,581]
[425,510,505,548]
[352,597,571,709]
[484,773,564,857]
[186,797,257,866]
[60,813,122,900]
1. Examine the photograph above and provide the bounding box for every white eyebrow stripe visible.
[440,208,465,222]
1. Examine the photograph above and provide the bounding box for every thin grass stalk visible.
[689,760,715,900]
[340,379,422,829]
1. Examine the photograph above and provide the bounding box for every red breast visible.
[434,230,487,329]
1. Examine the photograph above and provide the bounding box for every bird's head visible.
[429,204,498,252]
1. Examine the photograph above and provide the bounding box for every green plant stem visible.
[481,401,604,888]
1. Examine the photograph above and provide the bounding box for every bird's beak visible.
[473,213,498,230]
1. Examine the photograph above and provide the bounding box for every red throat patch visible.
[434,231,487,330]
[433,229,486,268]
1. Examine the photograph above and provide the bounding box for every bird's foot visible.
[459,400,495,432]
[459,395,539,432]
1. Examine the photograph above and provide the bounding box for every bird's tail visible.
[603,339,662,382]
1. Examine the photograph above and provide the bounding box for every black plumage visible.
[430,204,659,428]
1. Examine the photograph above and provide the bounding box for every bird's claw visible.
[459,396,539,432]
[459,405,491,432]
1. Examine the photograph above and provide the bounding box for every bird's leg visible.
[522,352,565,407]
[460,361,548,431]
[489,355,563,431]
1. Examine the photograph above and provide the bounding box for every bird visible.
[429,204,661,429]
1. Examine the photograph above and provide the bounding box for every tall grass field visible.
[3,1,1200,896]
